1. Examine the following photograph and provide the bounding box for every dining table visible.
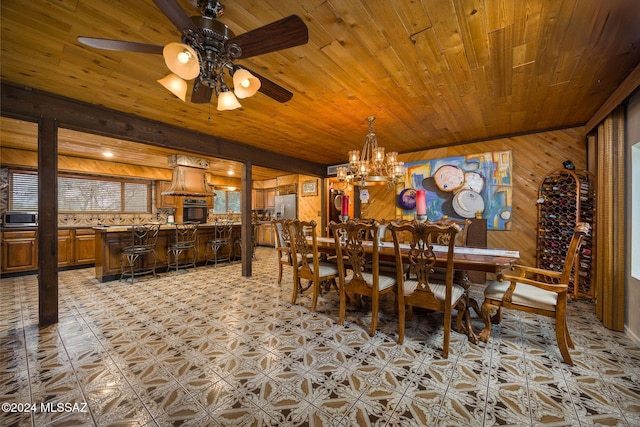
[312,236,520,343]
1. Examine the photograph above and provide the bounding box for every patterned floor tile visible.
[1,247,639,426]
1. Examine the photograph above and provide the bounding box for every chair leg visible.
[555,312,574,365]
[277,264,283,284]
[310,280,320,311]
[479,300,494,342]
[397,302,405,345]
[151,252,157,277]
[442,314,450,359]
[339,284,347,325]
[369,292,380,336]
[555,319,574,365]
[291,277,299,305]
[564,318,574,349]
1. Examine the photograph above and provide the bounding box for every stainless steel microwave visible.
[3,211,38,227]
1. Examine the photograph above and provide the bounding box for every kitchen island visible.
[94,223,243,282]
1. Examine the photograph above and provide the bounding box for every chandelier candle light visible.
[415,189,427,222]
[336,117,404,186]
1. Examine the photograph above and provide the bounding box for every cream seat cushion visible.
[485,280,558,311]
[309,262,339,277]
[345,271,397,291]
[403,279,465,302]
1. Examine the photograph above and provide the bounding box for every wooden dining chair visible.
[431,216,471,246]
[272,218,293,284]
[479,222,590,365]
[329,219,399,336]
[288,219,339,311]
[388,221,466,358]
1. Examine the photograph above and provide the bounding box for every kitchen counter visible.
[94,223,244,281]
[93,222,241,232]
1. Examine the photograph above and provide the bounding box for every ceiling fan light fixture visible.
[163,42,200,80]
[157,74,187,101]
[217,90,242,111]
[232,68,261,99]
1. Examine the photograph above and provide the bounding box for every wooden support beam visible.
[241,162,253,277]
[1,83,326,177]
[38,117,58,326]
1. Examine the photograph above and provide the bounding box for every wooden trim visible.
[586,63,640,133]
[0,83,326,177]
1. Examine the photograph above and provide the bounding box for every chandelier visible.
[336,117,404,186]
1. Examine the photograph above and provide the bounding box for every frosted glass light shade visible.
[232,68,261,98]
[163,43,200,80]
[157,74,187,101]
[217,91,242,111]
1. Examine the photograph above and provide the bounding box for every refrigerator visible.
[274,194,297,219]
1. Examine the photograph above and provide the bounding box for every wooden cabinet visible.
[264,189,276,210]
[1,228,97,274]
[74,228,96,265]
[1,230,37,273]
[277,184,297,195]
[536,169,595,298]
[58,230,74,267]
[156,180,178,209]
[256,223,275,247]
[252,189,264,210]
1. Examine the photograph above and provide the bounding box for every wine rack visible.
[536,168,595,298]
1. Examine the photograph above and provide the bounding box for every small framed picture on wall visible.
[302,180,318,196]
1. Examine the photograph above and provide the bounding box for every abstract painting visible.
[397,151,512,230]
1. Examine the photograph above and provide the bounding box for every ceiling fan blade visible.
[239,67,293,103]
[78,37,163,54]
[190,79,213,104]
[227,15,309,59]
[152,0,202,36]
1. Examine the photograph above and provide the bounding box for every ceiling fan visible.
[78,0,309,110]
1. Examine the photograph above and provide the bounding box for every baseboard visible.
[625,324,640,348]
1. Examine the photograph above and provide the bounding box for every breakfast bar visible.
[94,223,242,282]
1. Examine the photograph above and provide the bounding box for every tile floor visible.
[1,247,639,426]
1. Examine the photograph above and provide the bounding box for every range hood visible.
[162,155,216,197]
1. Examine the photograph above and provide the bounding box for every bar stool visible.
[120,223,161,282]
[233,222,258,260]
[166,222,199,272]
[206,220,233,266]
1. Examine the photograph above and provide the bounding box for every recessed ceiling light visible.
[227,170,234,175]
[102,151,114,158]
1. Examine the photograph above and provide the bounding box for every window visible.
[9,171,150,212]
[213,189,241,213]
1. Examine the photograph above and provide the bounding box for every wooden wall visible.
[358,127,587,267]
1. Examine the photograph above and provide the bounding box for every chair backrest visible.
[214,220,233,241]
[272,218,292,249]
[131,223,161,248]
[430,216,471,246]
[288,219,319,277]
[174,221,198,243]
[558,221,590,284]
[330,219,380,286]
[388,221,459,292]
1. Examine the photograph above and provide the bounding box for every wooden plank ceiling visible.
[1,0,639,178]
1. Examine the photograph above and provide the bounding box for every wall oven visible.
[182,198,208,223]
